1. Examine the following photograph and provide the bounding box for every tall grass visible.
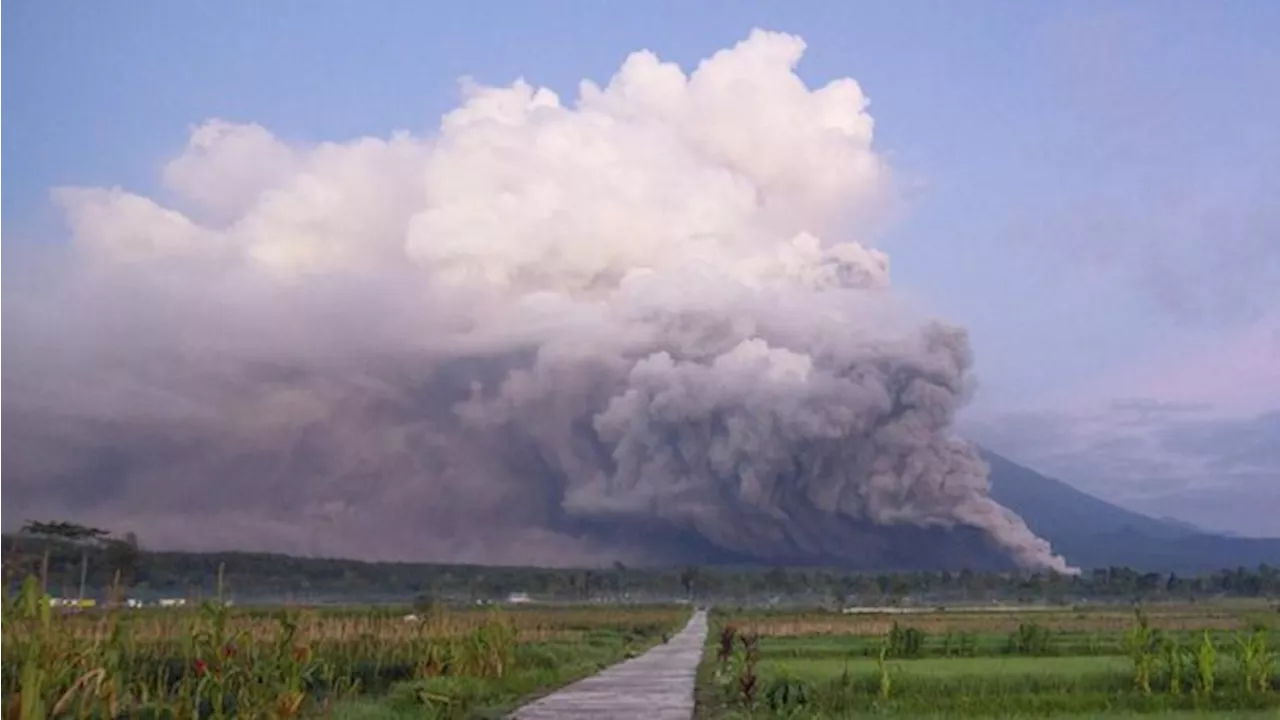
[2,576,685,719]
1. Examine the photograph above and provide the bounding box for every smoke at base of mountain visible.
[1,30,1073,573]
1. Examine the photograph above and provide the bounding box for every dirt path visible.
[509,609,708,719]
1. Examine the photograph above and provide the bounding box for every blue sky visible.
[5,1,1278,535]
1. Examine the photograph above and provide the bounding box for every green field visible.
[766,653,1136,679]
[1,577,688,719]
[697,606,1280,719]
[6,561,1279,719]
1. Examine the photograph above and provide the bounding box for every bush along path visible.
[509,609,709,719]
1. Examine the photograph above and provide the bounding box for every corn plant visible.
[886,622,925,658]
[1010,622,1053,656]
[1161,636,1187,696]
[1234,627,1273,694]
[465,614,517,678]
[8,576,53,720]
[1125,608,1158,695]
[1195,630,1218,697]
[763,675,813,715]
[1,585,685,719]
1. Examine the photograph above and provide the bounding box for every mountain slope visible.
[983,450,1280,573]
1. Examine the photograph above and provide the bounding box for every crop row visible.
[698,609,1279,718]
[2,577,686,719]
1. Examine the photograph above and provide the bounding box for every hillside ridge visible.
[983,449,1280,572]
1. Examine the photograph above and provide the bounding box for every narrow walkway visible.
[510,609,709,720]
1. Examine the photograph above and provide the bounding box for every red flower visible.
[194,659,209,677]
[222,643,237,659]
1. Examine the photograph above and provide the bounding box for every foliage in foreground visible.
[698,609,1278,718]
[1,576,684,719]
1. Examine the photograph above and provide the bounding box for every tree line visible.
[3,522,1277,605]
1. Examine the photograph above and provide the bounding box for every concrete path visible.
[509,609,708,720]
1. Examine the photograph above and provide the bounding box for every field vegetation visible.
[1,575,687,719]
[698,604,1279,718]
[6,527,1279,718]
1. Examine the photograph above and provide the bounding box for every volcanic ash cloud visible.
[3,30,1073,573]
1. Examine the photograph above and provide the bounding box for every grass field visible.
[697,605,1280,719]
[2,576,688,719]
[7,571,1279,719]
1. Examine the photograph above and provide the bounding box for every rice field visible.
[696,605,1280,718]
[8,565,1279,720]
[1,576,688,719]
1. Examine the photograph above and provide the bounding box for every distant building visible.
[506,592,532,604]
[49,597,97,608]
